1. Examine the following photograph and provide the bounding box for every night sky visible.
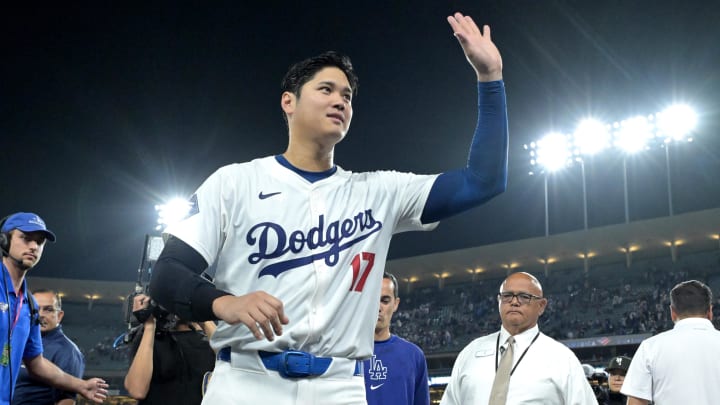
[4,1,720,282]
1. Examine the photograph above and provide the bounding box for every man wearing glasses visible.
[12,289,85,405]
[441,272,596,405]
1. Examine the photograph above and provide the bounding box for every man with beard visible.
[0,212,107,405]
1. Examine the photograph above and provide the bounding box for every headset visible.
[0,215,10,255]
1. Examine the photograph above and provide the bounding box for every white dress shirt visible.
[622,317,720,404]
[440,325,597,405]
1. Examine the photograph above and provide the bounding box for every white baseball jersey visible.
[166,156,438,359]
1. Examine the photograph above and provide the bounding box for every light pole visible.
[614,115,654,224]
[656,104,697,217]
[572,118,610,230]
[664,145,674,217]
[580,160,588,230]
[526,132,572,238]
[544,173,549,237]
[623,156,630,224]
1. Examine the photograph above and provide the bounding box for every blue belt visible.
[218,347,362,378]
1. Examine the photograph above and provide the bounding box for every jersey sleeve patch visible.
[188,194,200,217]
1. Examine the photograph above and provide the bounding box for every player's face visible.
[498,273,546,335]
[608,371,626,393]
[34,292,64,333]
[375,278,399,334]
[7,230,46,270]
[284,66,353,145]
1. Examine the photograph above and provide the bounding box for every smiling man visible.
[441,272,596,405]
[150,11,509,405]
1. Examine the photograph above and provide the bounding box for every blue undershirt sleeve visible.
[420,80,508,224]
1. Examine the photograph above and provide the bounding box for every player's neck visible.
[283,146,334,172]
[374,329,391,342]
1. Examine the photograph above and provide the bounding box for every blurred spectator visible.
[13,289,85,405]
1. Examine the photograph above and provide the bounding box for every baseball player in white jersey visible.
[150,12,508,404]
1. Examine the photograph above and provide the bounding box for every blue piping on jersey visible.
[275,155,337,182]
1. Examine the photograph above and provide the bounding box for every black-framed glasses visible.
[497,292,544,305]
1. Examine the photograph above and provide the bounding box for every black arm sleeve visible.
[149,236,231,322]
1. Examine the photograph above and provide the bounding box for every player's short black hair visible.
[670,280,712,316]
[383,272,399,299]
[281,51,359,98]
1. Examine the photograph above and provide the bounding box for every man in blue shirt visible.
[364,273,430,405]
[13,289,85,405]
[0,212,106,405]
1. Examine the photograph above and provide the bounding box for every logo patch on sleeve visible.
[188,194,200,217]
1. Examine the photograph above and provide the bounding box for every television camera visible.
[115,235,175,347]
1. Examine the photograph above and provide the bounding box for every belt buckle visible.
[280,350,314,378]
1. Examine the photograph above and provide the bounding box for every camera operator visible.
[124,294,216,404]
[583,364,609,405]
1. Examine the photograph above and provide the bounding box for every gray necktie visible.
[489,336,515,405]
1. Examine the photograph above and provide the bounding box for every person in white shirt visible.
[440,272,596,405]
[622,279,720,405]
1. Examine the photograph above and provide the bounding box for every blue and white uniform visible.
[154,80,508,405]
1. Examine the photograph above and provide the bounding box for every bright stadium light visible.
[525,132,573,237]
[572,118,609,231]
[614,116,654,154]
[155,197,193,231]
[655,104,697,217]
[535,132,572,172]
[523,101,700,232]
[573,118,610,157]
[656,104,697,141]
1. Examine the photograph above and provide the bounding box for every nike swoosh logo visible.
[370,384,384,390]
[258,191,282,200]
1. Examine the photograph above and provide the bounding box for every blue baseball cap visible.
[1,212,56,242]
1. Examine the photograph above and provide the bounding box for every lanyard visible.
[10,291,25,335]
[495,331,540,376]
[3,267,25,338]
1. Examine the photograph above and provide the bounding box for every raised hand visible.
[447,12,503,82]
[212,292,289,341]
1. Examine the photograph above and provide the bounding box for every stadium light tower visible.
[525,132,572,237]
[656,104,697,217]
[614,115,654,223]
[572,118,610,230]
